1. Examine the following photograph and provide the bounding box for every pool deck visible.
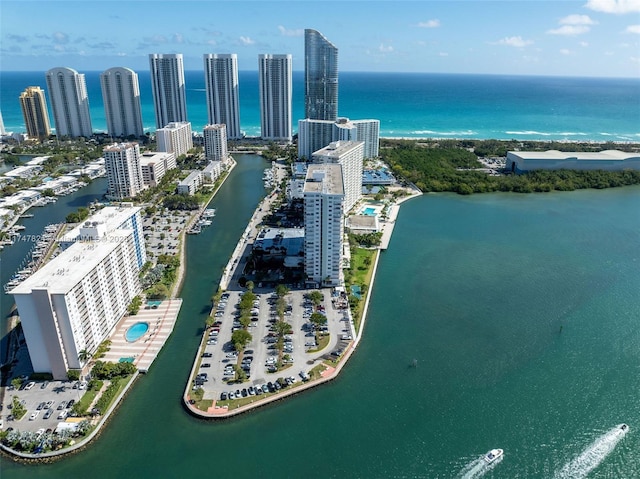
[101,299,183,372]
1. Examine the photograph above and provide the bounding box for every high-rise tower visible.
[203,54,241,140]
[103,142,145,200]
[304,29,338,121]
[258,54,292,141]
[149,53,187,129]
[45,67,93,138]
[19,86,51,141]
[100,67,144,138]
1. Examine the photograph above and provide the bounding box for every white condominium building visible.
[203,54,241,139]
[45,67,93,138]
[298,117,380,161]
[157,121,193,157]
[258,54,292,141]
[203,124,228,162]
[139,151,177,187]
[177,171,203,195]
[312,141,364,213]
[303,164,344,287]
[10,206,145,379]
[103,142,145,200]
[149,53,188,129]
[100,67,145,138]
[19,86,52,141]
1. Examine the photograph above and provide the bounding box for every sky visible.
[1,0,639,77]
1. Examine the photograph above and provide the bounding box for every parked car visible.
[57,401,67,410]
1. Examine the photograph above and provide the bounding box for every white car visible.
[29,411,40,421]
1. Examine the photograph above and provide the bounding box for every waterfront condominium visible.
[10,205,145,379]
[305,29,338,122]
[100,67,145,138]
[139,151,177,187]
[258,54,292,141]
[103,142,145,200]
[45,67,93,138]
[298,117,380,160]
[19,86,52,141]
[303,163,344,287]
[203,124,228,162]
[149,53,188,129]
[203,54,241,139]
[156,121,193,157]
[312,140,364,213]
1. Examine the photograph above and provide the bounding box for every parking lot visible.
[191,288,354,402]
[1,379,90,433]
[142,210,190,255]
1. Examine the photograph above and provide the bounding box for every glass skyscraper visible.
[304,29,338,121]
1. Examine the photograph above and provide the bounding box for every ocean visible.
[1,70,639,142]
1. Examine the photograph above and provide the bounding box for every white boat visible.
[484,448,503,464]
[618,424,629,435]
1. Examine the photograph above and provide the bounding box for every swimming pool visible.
[125,322,149,342]
[362,207,376,216]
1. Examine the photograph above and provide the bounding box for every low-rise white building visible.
[202,160,223,183]
[139,151,177,187]
[506,150,640,172]
[177,171,203,195]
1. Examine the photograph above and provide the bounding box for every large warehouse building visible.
[506,150,640,173]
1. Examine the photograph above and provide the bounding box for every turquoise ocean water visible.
[1,71,639,142]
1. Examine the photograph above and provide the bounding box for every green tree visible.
[127,296,142,315]
[309,312,328,328]
[78,349,90,363]
[274,320,291,338]
[275,284,289,297]
[231,329,252,353]
[308,290,323,306]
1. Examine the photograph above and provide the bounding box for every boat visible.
[618,424,629,434]
[484,448,503,464]
[187,227,201,235]
[202,208,216,218]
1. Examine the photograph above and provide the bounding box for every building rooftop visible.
[60,205,142,243]
[312,140,364,159]
[140,151,174,166]
[10,230,131,295]
[178,171,202,185]
[508,150,638,161]
[304,163,344,195]
[103,142,138,153]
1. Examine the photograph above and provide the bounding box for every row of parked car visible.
[219,374,304,401]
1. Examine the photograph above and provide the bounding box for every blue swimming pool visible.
[125,322,149,342]
[362,207,376,216]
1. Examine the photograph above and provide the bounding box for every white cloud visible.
[379,43,393,53]
[547,25,591,35]
[172,33,184,44]
[630,56,640,63]
[560,48,573,55]
[52,31,69,44]
[492,36,534,47]
[239,36,255,45]
[560,14,597,25]
[418,19,440,28]
[439,52,448,57]
[580,41,589,46]
[584,0,640,14]
[625,24,640,33]
[278,25,303,37]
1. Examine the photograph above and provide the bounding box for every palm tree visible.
[78,349,90,363]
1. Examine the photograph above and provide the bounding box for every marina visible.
[186,208,215,234]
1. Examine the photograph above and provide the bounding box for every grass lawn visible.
[75,380,104,414]
[346,248,379,332]
[307,333,330,353]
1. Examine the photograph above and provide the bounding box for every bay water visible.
[2,152,639,476]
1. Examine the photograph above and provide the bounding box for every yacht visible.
[484,449,503,464]
[618,424,629,434]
